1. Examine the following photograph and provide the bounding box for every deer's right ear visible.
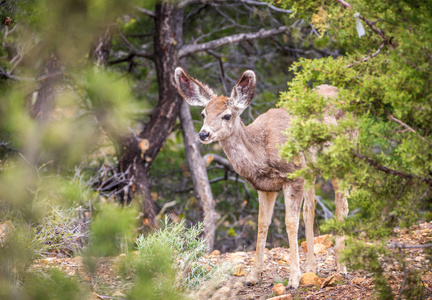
[174,67,215,107]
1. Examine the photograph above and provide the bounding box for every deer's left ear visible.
[230,70,256,112]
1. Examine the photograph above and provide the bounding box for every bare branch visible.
[353,151,432,186]
[203,153,235,173]
[386,112,429,143]
[0,67,63,82]
[178,0,293,13]
[336,0,352,9]
[117,27,153,60]
[179,26,287,58]
[345,42,386,68]
[135,6,156,18]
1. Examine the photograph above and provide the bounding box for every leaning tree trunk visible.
[119,3,184,229]
[179,100,217,251]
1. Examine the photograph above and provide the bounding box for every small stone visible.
[112,290,126,297]
[211,249,221,256]
[314,243,327,255]
[321,273,343,288]
[267,294,293,300]
[212,286,231,299]
[352,277,365,285]
[300,272,319,285]
[272,283,286,296]
[232,265,247,277]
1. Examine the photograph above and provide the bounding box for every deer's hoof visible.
[287,270,301,289]
[245,271,260,286]
[337,264,347,274]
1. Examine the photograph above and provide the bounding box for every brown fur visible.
[174,67,351,288]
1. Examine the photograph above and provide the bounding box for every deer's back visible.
[241,108,302,192]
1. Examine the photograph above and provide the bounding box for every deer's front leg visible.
[245,191,277,286]
[284,181,303,288]
[331,178,349,274]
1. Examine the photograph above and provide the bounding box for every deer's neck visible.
[219,119,264,174]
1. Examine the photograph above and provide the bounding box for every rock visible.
[232,265,247,277]
[267,294,293,300]
[300,272,319,285]
[321,273,343,288]
[112,290,126,298]
[211,286,231,299]
[313,277,324,287]
[301,241,307,253]
[315,234,333,248]
[282,251,290,262]
[211,249,221,256]
[314,243,327,255]
[0,220,15,245]
[352,277,365,285]
[301,235,333,253]
[272,283,286,296]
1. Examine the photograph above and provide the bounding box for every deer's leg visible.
[283,180,304,288]
[245,191,277,286]
[331,178,349,274]
[303,177,317,273]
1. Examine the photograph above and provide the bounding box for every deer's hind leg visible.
[331,178,349,274]
[303,177,317,273]
[283,179,304,288]
[245,191,277,286]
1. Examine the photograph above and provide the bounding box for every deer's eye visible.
[222,114,231,121]
[201,113,205,119]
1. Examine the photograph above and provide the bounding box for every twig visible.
[135,6,156,18]
[336,0,352,9]
[178,0,293,14]
[386,112,429,143]
[345,42,386,68]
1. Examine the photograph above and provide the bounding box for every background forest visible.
[0,0,431,299]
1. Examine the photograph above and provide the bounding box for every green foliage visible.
[135,217,209,290]
[84,204,137,272]
[22,269,86,300]
[276,0,432,297]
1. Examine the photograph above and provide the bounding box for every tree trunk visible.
[179,100,217,251]
[119,3,184,229]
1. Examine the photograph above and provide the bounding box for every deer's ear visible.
[230,70,256,112]
[174,67,215,107]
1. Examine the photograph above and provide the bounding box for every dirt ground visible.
[30,221,432,299]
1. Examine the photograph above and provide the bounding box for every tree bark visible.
[119,3,185,229]
[179,100,217,251]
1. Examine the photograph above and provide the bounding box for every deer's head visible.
[174,67,256,144]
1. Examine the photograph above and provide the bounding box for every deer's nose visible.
[199,131,210,141]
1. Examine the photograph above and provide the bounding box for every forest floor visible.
[29,221,432,300]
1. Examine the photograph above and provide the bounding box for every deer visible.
[174,67,349,288]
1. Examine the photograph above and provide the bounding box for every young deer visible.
[174,67,349,288]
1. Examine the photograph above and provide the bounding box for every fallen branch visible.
[390,242,432,249]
